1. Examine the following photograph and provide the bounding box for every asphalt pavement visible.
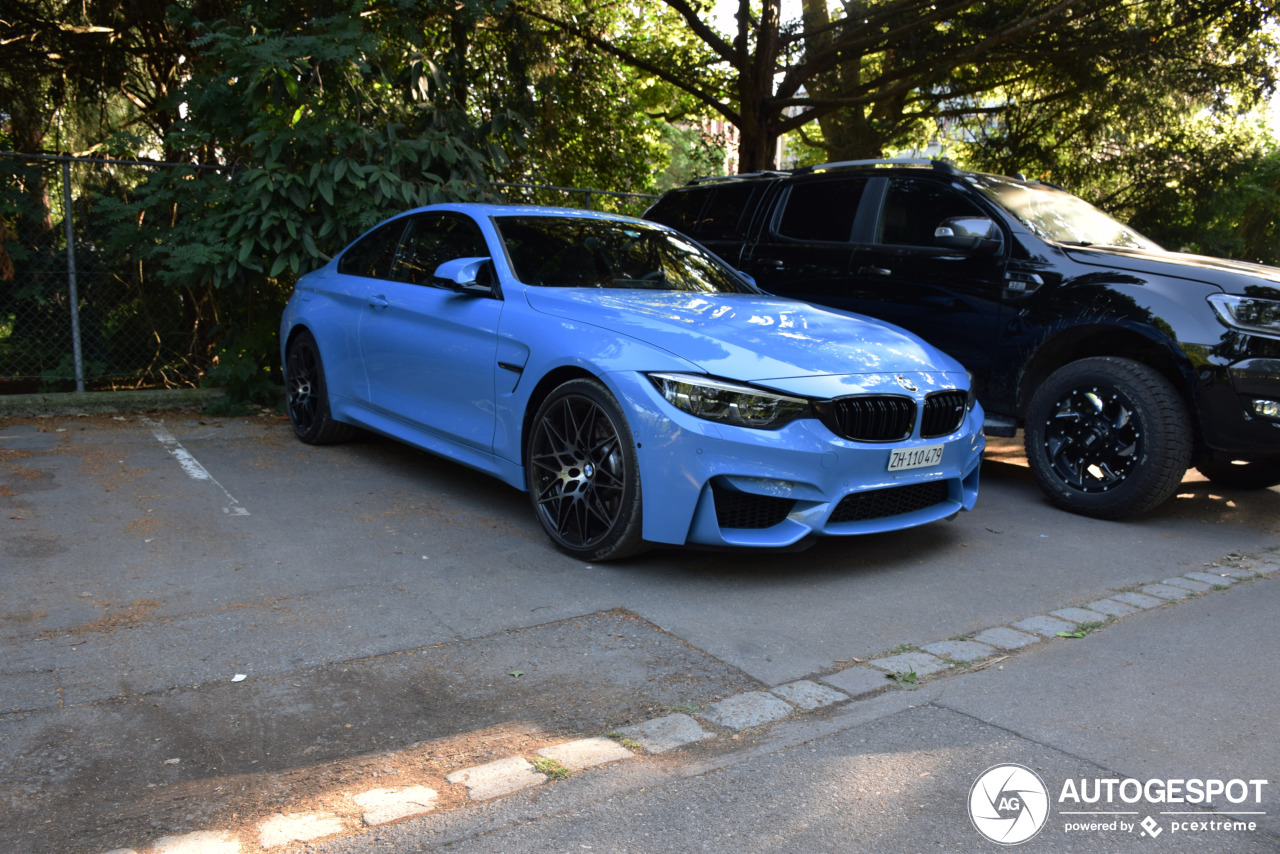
[312,559,1280,853]
[1,392,1277,853]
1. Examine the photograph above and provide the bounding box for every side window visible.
[877,178,985,247]
[696,183,765,240]
[337,219,405,279]
[775,178,867,242]
[390,213,489,285]
[645,189,708,234]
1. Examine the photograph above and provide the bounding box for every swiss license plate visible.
[887,444,944,472]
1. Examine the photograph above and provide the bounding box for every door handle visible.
[368,295,389,309]
[859,266,892,277]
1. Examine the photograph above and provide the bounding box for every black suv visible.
[644,159,1280,519]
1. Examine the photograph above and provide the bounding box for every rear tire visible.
[284,331,355,445]
[1024,357,1191,519]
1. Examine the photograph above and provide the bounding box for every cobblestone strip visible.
[97,550,1277,854]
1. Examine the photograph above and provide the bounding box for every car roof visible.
[405,201,654,224]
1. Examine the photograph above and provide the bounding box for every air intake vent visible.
[829,481,950,524]
[712,483,796,529]
[921,391,968,438]
[816,396,915,442]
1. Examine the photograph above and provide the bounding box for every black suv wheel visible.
[1024,358,1192,518]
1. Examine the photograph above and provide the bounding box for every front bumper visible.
[1199,355,1280,455]
[609,372,986,548]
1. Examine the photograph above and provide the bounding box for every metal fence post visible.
[62,159,85,392]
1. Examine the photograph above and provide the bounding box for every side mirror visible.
[433,256,494,294]
[934,217,1002,255]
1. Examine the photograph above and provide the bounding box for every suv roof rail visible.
[795,158,961,175]
[685,171,789,185]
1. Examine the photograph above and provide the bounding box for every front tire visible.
[284,331,354,445]
[1024,357,1191,519]
[526,379,647,561]
[1194,455,1280,490]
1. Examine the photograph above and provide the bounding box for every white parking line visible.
[143,417,250,516]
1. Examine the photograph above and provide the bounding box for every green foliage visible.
[96,1,515,368]
[465,1,715,200]
[953,75,1280,265]
[121,4,508,278]
[202,346,279,415]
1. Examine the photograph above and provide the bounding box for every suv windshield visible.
[495,216,758,293]
[968,174,1161,251]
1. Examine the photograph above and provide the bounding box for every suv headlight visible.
[648,373,811,429]
[1208,294,1280,337]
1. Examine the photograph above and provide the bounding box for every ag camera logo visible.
[969,764,1050,845]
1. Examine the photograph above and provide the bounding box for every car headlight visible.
[1208,294,1280,337]
[648,373,811,429]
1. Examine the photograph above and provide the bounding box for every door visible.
[357,212,503,451]
[740,176,870,301]
[846,177,1007,391]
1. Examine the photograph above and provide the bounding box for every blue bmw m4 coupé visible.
[280,203,985,560]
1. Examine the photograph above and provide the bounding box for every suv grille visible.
[816,396,915,442]
[921,391,968,438]
[829,481,950,524]
[712,483,796,530]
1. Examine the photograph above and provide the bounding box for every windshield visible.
[968,175,1162,251]
[494,215,758,293]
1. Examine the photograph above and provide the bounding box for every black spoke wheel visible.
[527,379,645,561]
[1024,357,1190,519]
[1194,455,1280,490]
[284,332,353,445]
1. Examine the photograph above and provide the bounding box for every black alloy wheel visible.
[1024,357,1191,519]
[527,378,646,560]
[284,332,354,445]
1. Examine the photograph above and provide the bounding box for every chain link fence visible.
[0,153,656,394]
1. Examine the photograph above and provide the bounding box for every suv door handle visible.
[368,295,389,309]
[859,266,892,276]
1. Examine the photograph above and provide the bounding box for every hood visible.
[1066,245,1280,298]
[522,287,960,383]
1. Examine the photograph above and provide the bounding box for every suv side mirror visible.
[934,217,1002,255]
[433,256,494,295]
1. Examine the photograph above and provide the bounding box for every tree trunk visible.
[734,0,781,172]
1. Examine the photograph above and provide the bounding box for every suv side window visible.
[644,188,706,234]
[390,214,488,285]
[697,182,767,240]
[876,178,985,247]
[776,178,868,242]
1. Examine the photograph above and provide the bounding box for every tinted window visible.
[697,182,766,240]
[877,178,984,247]
[775,178,867,242]
[644,189,708,234]
[495,216,757,293]
[337,219,405,278]
[389,214,489,285]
